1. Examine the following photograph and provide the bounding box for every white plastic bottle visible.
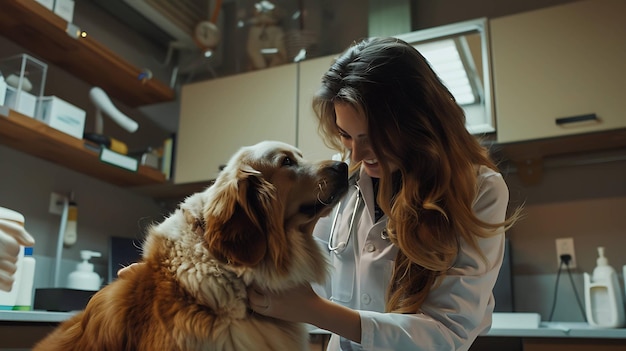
[584,247,625,328]
[13,247,36,310]
[63,199,78,247]
[0,207,25,310]
[67,250,102,291]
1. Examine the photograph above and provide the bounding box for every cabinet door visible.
[176,64,298,183]
[491,0,626,143]
[297,54,340,161]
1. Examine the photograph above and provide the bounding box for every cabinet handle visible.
[555,113,598,125]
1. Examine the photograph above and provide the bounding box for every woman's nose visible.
[351,142,365,162]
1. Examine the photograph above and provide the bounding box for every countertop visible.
[0,310,77,323]
[2,310,626,339]
[488,321,626,338]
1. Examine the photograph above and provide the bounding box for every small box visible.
[54,0,74,23]
[35,0,55,11]
[37,96,86,139]
[34,288,95,312]
[0,54,47,118]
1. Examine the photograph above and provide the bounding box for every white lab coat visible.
[312,165,509,351]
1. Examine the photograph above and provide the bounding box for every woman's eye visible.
[338,131,351,140]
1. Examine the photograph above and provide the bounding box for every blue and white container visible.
[0,207,25,310]
[13,246,36,310]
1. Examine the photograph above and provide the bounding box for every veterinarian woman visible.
[247,37,522,350]
[0,214,35,292]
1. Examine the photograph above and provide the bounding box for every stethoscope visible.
[327,184,393,254]
[327,184,363,254]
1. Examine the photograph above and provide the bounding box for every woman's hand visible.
[248,283,363,343]
[247,283,321,323]
[0,219,35,292]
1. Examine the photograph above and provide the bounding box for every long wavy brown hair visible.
[312,37,521,313]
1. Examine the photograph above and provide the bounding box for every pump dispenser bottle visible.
[67,250,102,291]
[584,247,625,328]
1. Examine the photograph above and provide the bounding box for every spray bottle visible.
[584,247,625,328]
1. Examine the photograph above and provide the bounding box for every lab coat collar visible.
[356,166,384,225]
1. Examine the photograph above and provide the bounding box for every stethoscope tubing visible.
[328,184,362,253]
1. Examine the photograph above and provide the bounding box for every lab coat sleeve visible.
[312,211,336,300]
[358,171,510,351]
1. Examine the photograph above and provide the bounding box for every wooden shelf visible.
[491,128,626,184]
[0,0,175,107]
[0,107,166,187]
[495,128,626,161]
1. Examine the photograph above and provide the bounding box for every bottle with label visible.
[13,247,36,310]
[584,247,625,328]
[67,250,102,291]
[0,207,25,310]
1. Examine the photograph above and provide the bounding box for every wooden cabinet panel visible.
[175,64,298,183]
[491,0,626,143]
[297,54,339,162]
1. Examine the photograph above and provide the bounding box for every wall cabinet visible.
[491,0,626,143]
[176,55,344,184]
[175,64,298,184]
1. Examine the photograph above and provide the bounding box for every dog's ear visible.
[204,166,276,267]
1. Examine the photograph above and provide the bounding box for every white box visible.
[5,86,37,117]
[54,0,74,23]
[37,96,86,139]
[35,0,55,10]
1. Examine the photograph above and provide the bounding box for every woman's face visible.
[334,102,391,178]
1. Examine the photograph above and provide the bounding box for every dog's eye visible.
[281,156,295,167]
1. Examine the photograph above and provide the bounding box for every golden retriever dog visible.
[33,140,348,351]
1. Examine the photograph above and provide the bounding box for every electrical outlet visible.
[555,237,577,269]
[48,192,66,215]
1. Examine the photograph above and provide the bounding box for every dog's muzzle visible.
[299,161,349,216]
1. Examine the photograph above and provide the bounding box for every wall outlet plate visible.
[555,237,577,269]
[48,192,66,215]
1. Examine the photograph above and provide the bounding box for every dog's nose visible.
[329,161,348,178]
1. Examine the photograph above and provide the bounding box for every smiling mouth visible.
[364,159,377,165]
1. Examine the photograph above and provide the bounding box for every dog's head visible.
[189,141,347,279]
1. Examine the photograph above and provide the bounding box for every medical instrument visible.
[328,184,362,253]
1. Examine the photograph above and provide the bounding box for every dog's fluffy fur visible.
[33,141,348,351]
